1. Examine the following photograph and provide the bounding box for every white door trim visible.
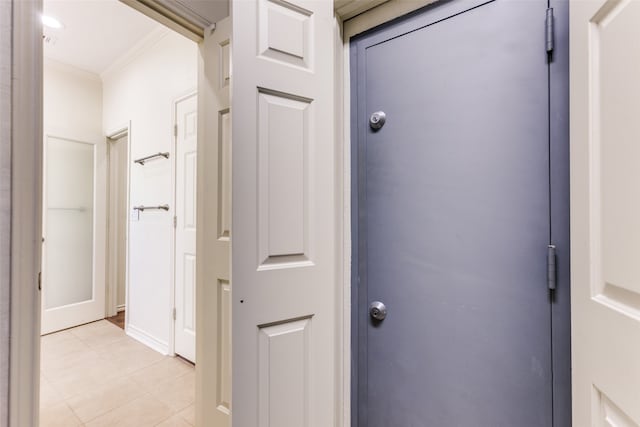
[106,124,130,319]
[41,132,107,335]
[0,2,11,424]
[7,1,43,426]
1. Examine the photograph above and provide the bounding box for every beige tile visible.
[154,415,193,427]
[101,340,166,375]
[70,320,127,348]
[41,345,102,378]
[41,331,90,362]
[40,329,74,347]
[39,402,82,427]
[84,395,173,427]
[66,376,146,423]
[46,354,125,399]
[40,334,91,369]
[177,404,194,425]
[39,376,63,409]
[130,357,194,391]
[149,371,195,412]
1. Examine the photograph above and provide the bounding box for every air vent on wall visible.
[42,33,59,46]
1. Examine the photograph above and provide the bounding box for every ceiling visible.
[43,0,163,75]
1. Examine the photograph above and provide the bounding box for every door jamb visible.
[105,124,131,322]
[7,1,43,426]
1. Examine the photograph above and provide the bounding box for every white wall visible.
[102,30,197,353]
[43,59,103,141]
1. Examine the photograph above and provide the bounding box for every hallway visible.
[40,321,194,427]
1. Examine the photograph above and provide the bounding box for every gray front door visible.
[352,1,569,426]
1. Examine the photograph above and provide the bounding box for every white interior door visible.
[232,1,337,425]
[571,0,640,425]
[196,16,231,426]
[175,94,198,363]
[41,135,106,335]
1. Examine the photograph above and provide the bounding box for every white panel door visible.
[175,93,198,363]
[196,16,231,426]
[196,18,231,427]
[41,136,106,334]
[232,0,336,426]
[571,1,640,425]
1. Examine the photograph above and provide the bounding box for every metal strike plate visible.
[369,111,386,130]
[369,301,387,321]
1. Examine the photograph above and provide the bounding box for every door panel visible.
[42,136,106,334]
[353,1,559,425]
[571,0,640,425]
[196,16,231,426]
[175,93,197,363]
[232,0,336,424]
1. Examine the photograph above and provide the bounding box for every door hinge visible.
[547,245,557,291]
[173,307,177,320]
[38,271,42,291]
[173,216,177,228]
[545,8,555,54]
[174,124,178,138]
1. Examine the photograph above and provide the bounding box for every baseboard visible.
[126,323,169,355]
[116,305,126,312]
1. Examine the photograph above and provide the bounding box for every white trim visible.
[8,1,42,426]
[333,14,350,427]
[106,125,130,140]
[341,0,438,37]
[118,0,216,42]
[124,122,133,342]
[106,127,130,318]
[126,323,170,355]
[100,27,170,82]
[43,58,102,83]
[0,2,12,424]
[334,0,389,20]
[40,132,107,334]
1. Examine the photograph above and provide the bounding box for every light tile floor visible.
[40,320,195,427]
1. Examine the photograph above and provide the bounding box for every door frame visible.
[41,132,107,335]
[105,124,131,320]
[6,1,43,425]
[342,0,571,425]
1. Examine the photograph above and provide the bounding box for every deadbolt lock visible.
[369,301,387,321]
[369,111,386,130]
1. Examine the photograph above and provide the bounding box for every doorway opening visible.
[39,1,206,425]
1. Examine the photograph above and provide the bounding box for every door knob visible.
[369,111,386,130]
[369,301,387,321]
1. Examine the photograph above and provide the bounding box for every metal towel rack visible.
[134,152,170,165]
[133,204,170,212]
[48,207,87,212]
